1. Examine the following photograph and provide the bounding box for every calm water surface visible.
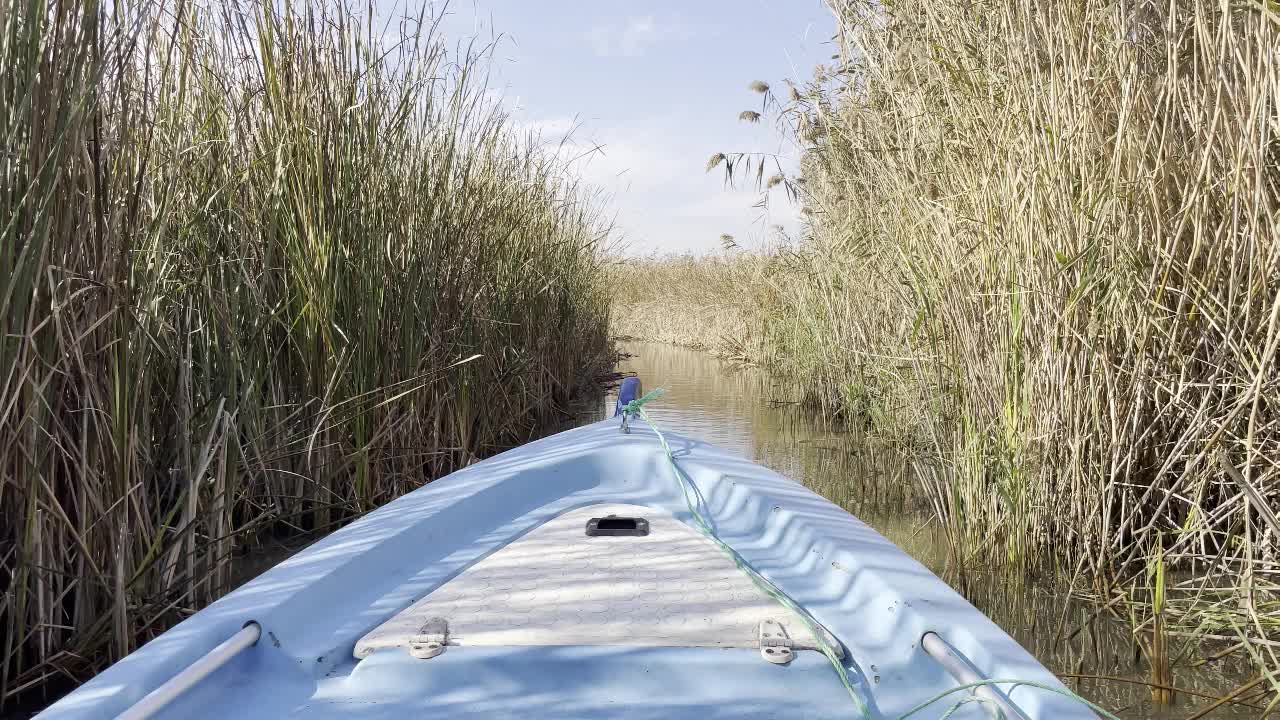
[23,343,1257,720]
[219,341,1260,720]
[608,342,1260,720]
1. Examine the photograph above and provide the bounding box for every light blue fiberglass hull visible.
[41,418,1091,720]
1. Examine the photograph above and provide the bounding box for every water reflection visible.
[609,342,1261,720]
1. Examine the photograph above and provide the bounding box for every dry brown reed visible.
[632,0,1280,685]
[609,254,771,362]
[788,0,1280,648]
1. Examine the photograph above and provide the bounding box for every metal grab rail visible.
[922,631,1030,720]
[116,622,261,720]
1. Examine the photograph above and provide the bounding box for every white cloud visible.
[568,132,803,255]
[587,16,661,58]
[517,116,579,142]
[501,106,806,255]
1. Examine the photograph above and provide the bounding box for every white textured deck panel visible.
[355,503,818,656]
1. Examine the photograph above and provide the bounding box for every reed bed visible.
[789,0,1280,649]
[1,0,613,707]
[630,0,1280,689]
[609,253,771,361]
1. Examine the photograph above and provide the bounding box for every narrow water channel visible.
[607,341,1260,720]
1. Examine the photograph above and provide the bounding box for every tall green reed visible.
[1,0,613,706]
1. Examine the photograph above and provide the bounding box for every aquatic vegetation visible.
[619,0,1280,695]
[609,253,772,362]
[0,0,612,706]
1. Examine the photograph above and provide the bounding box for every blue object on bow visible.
[614,377,642,417]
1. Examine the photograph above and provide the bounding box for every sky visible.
[401,1,837,255]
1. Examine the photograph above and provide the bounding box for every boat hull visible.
[40,418,1087,719]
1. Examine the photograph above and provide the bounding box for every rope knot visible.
[619,387,665,433]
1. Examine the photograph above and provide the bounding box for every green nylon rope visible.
[623,389,871,717]
[619,389,1120,720]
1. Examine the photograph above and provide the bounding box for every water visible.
[609,341,1262,720]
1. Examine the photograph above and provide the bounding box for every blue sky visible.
[417,1,836,255]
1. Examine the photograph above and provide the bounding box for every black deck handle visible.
[585,515,650,537]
